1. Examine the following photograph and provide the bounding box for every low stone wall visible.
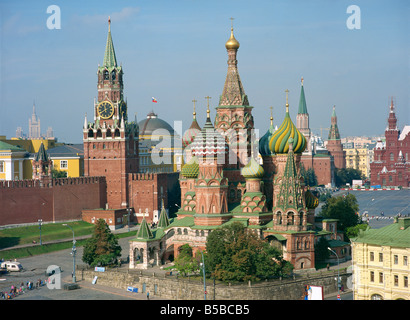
[80,268,351,300]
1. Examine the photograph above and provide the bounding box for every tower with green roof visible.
[326,105,346,169]
[296,77,311,153]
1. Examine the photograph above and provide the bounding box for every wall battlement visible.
[0,176,106,189]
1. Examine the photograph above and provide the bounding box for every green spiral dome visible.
[305,190,319,209]
[268,110,306,154]
[241,157,265,179]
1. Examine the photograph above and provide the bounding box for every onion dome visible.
[269,91,306,154]
[181,156,199,178]
[305,190,319,209]
[259,109,276,156]
[190,108,227,158]
[225,27,240,50]
[241,157,265,179]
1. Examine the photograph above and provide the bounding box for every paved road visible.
[0,235,164,300]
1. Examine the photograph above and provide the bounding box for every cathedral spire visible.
[219,20,249,107]
[298,77,308,114]
[103,16,117,68]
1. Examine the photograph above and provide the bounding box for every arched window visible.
[111,70,116,80]
[390,153,394,161]
[103,70,109,80]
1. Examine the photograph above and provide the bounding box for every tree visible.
[51,169,67,178]
[82,219,122,267]
[174,244,199,276]
[346,223,369,239]
[315,237,330,262]
[300,164,318,187]
[206,222,293,283]
[334,168,363,187]
[319,194,360,232]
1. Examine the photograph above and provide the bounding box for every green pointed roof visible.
[275,138,305,212]
[298,79,308,114]
[328,106,341,140]
[158,201,170,229]
[35,142,49,162]
[102,18,117,69]
[136,218,153,239]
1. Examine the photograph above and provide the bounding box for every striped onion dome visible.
[259,118,276,156]
[268,106,306,154]
[305,190,319,209]
[181,156,199,178]
[241,157,265,179]
[182,118,201,148]
[190,113,228,158]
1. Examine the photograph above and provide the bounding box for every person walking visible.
[147,291,150,300]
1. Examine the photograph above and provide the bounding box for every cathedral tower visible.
[296,77,311,153]
[214,21,254,174]
[83,18,139,209]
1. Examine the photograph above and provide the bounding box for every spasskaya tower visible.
[83,17,139,209]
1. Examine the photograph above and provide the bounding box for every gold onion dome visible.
[305,190,319,209]
[241,157,265,179]
[181,156,199,179]
[268,92,306,154]
[225,27,240,50]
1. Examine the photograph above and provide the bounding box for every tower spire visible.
[285,89,289,113]
[219,20,248,107]
[103,16,117,68]
[192,99,197,120]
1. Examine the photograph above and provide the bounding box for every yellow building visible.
[0,136,57,153]
[46,144,84,177]
[344,148,370,178]
[351,217,410,300]
[0,141,30,180]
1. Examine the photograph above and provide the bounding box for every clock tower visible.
[83,17,139,209]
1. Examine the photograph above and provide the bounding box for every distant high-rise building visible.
[29,102,41,139]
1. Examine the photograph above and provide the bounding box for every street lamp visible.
[328,247,340,298]
[200,251,207,300]
[38,219,43,245]
[63,224,76,283]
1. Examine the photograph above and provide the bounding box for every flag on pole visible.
[152,97,158,103]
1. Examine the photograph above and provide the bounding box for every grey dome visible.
[138,112,174,136]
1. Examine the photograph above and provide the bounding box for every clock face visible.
[97,101,114,119]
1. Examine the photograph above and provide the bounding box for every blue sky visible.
[0,0,409,143]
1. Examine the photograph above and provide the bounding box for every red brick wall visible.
[0,177,107,226]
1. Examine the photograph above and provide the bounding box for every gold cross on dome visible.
[192,99,197,118]
[285,89,289,112]
[230,17,234,29]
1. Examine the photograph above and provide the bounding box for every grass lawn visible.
[0,221,95,249]
[0,221,138,260]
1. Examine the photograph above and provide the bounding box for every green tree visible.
[314,237,330,262]
[206,222,292,283]
[51,169,67,178]
[319,194,360,233]
[300,164,318,187]
[346,223,369,239]
[334,168,363,187]
[82,219,122,267]
[174,244,199,276]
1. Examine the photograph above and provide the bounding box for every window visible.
[394,275,399,287]
[379,253,383,262]
[370,271,374,282]
[390,153,394,161]
[394,255,398,265]
[370,252,374,261]
[60,160,68,169]
[404,256,408,266]
[0,161,4,173]
[404,276,408,288]
[379,272,383,283]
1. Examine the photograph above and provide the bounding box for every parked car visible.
[0,261,23,272]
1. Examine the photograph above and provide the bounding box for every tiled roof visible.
[352,217,410,248]
[46,144,83,158]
